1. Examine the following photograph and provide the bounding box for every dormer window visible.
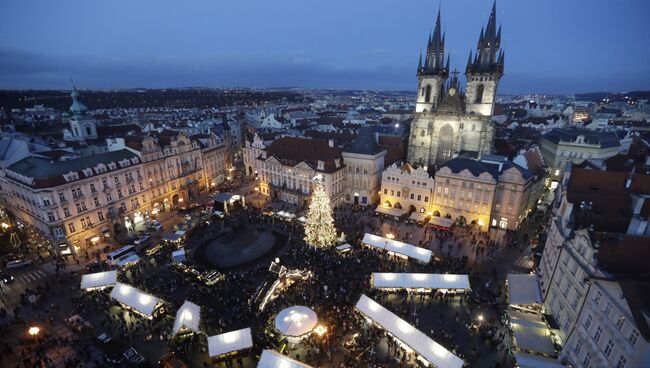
[317,160,324,170]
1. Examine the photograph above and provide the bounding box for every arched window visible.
[425,85,432,102]
[475,84,484,103]
[420,129,426,137]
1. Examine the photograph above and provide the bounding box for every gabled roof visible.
[346,127,383,155]
[543,128,620,148]
[439,157,500,180]
[262,136,343,173]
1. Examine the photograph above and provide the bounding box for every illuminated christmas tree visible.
[304,176,337,248]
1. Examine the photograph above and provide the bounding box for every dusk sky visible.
[1,0,649,94]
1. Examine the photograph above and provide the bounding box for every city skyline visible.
[1,0,649,94]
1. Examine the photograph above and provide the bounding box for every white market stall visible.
[355,294,464,368]
[171,249,186,263]
[509,310,556,355]
[429,216,454,229]
[508,274,543,306]
[371,273,470,292]
[110,283,161,318]
[362,233,432,263]
[80,270,117,290]
[207,328,253,358]
[257,349,313,368]
[514,351,565,368]
[172,300,201,334]
[375,206,405,218]
[274,306,318,340]
[335,243,352,253]
[408,212,429,223]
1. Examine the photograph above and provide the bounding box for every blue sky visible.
[1,0,648,93]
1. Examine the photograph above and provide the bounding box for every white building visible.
[342,127,386,206]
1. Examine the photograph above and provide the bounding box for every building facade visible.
[342,127,386,206]
[407,4,503,167]
[379,162,435,214]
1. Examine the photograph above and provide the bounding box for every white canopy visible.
[257,350,313,368]
[110,283,160,317]
[116,254,140,268]
[375,206,405,217]
[409,212,428,222]
[171,249,186,263]
[372,273,470,291]
[514,351,565,368]
[355,295,464,368]
[173,300,201,334]
[429,216,454,228]
[80,270,117,290]
[508,274,542,305]
[362,233,432,263]
[335,243,352,252]
[207,328,253,357]
[274,306,318,337]
[297,216,307,223]
[509,310,555,355]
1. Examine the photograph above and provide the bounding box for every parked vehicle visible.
[5,259,32,269]
[1,273,14,284]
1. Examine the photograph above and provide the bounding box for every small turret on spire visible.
[417,50,423,72]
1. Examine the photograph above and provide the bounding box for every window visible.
[616,355,627,368]
[424,196,429,203]
[117,189,123,199]
[604,340,614,357]
[572,293,581,308]
[616,316,625,331]
[58,193,66,202]
[594,291,602,305]
[90,184,96,193]
[64,208,71,217]
[81,217,88,228]
[582,352,591,368]
[390,190,394,196]
[114,176,120,184]
[417,195,421,201]
[474,84,484,103]
[410,193,415,200]
[94,197,100,207]
[584,314,592,329]
[68,223,76,233]
[106,193,112,202]
[47,212,56,222]
[384,189,387,195]
[97,212,104,221]
[76,203,84,213]
[629,329,639,346]
[594,326,603,342]
[396,191,401,197]
[573,339,582,354]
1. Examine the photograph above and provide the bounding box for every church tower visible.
[465,1,504,117]
[415,9,449,113]
[68,86,98,141]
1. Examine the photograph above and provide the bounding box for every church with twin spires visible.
[407,2,504,168]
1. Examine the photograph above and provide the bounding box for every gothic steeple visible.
[419,7,448,78]
[466,0,504,74]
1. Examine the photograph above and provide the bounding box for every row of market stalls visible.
[371,272,471,293]
[374,206,454,229]
[362,233,432,263]
[506,273,565,368]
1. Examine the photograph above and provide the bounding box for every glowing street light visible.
[314,324,327,337]
[386,233,395,240]
[478,314,484,323]
[1,222,9,230]
[28,326,40,336]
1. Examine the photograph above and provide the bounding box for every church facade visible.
[407,2,504,168]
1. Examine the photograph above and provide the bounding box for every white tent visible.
[116,253,140,268]
[508,274,542,305]
[257,349,313,368]
[80,270,117,290]
[207,328,253,357]
[514,351,565,368]
[355,295,464,368]
[372,273,470,291]
[171,249,186,263]
[362,233,432,263]
[429,216,454,228]
[274,306,318,337]
[509,310,555,355]
[110,283,161,318]
[375,206,405,218]
[173,300,201,334]
[335,243,351,252]
[409,212,428,222]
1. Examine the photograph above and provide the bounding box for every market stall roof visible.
[335,243,352,252]
[80,270,117,290]
[274,306,318,337]
[213,192,239,203]
[372,273,470,290]
[355,294,464,368]
[207,328,253,357]
[429,216,454,228]
[171,249,186,263]
[173,300,201,334]
[257,350,313,368]
[110,283,160,317]
[375,206,405,217]
[409,212,429,222]
[514,351,566,368]
[116,254,140,268]
[297,216,307,223]
[362,233,432,263]
[508,274,542,305]
[509,310,555,355]
[276,210,296,219]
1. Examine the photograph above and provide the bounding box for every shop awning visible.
[514,351,565,368]
[372,273,470,290]
[508,274,542,305]
[257,350,313,368]
[173,300,201,334]
[409,212,429,223]
[362,233,432,263]
[80,270,117,290]
[375,206,405,217]
[429,216,454,228]
[207,328,253,358]
[110,283,160,317]
[355,295,464,368]
[509,310,555,355]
